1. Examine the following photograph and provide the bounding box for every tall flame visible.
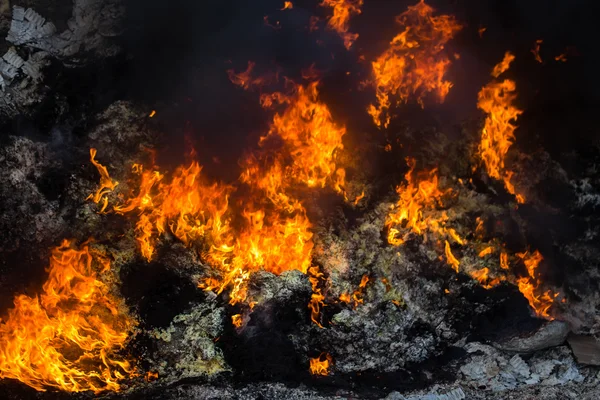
[477,52,525,203]
[367,0,462,128]
[516,250,559,319]
[0,240,135,393]
[320,0,363,49]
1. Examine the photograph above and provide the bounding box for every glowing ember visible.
[531,39,543,63]
[309,352,333,376]
[367,0,462,128]
[477,52,525,203]
[555,53,567,62]
[149,110,156,118]
[0,240,135,393]
[144,371,158,382]
[478,26,486,38]
[500,251,509,269]
[515,250,559,319]
[320,0,363,49]
[281,1,293,10]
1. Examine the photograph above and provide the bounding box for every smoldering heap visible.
[1,1,600,399]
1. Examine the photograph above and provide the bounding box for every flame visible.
[555,53,567,62]
[386,158,463,247]
[87,148,118,211]
[281,1,293,10]
[477,52,525,203]
[531,39,543,63]
[491,51,515,78]
[89,79,350,307]
[478,26,486,38]
[227,62,271,90]
[469,267,505,289]
[478,246,494,257]
[444,240,460,273]
[515,250,558,319]
[308,266,326,328]
[320,0,363,49]
[309,352,332,376]
[149,110,156,118]
[0,240,135,393]
[367,0,462,128]
[500,251,509,269]
[231,314,243,328]
[339,293,351,303]
[144,371,158,382]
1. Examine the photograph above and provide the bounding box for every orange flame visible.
[444,240,460,273]
[87,148,118,213]
[469,267,505,289]
[555,53,567,62]
[478,26,486,38]
[308,266,326,328]
[281,1,293,10]
[500,251,509,269]
[320,0,363,49]
[0,240,135,393]
[386,158,463,247]
[477,52,525,203]
[144,371,158,382]
[231,314,243,328]
[309,352,333,376]
[367,0,462,128]
[478,246,494,257]
[515,250,559,319]
[491,51,515,78]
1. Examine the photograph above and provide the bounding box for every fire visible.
[281,1,293,10]
[89,79,349,308]
[144,371,158,382]
[477,52,525,203]
[367,0,462,128]
[227,62,271,90]
[478,246,494,257]
[87,148,118,213]
[555,53,567,62]
[309,352,333,376]
[320,0,363,49]
[515,250,559,319]
[0,240,135,393]
[469,267,504,289]
[478,26,486,38]
[491,51,515,78]
[308,266,326,328]
[444,240,460,273]
[500,251,509,269]
[531,39,543,63]
[386,158,462,247]
[340,274,370,308]
[231,314,243,328]
[149,110,156,118]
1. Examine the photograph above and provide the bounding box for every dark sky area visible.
[115,0,598,179]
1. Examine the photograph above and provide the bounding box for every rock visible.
[568,334,600,366]
[494,320,570,353]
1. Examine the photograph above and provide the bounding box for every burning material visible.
[281,1,293,10]
[367,0,462,128]
[491,51,516,78]
[477,52,525,203]
[0,240,135,393]
[320,0,363,49]
[308,266,326,328]
[478,246,494,257]
[444,240,460,273]
[339,274,369,308]
[309,352,333,376]
[231,314,243,328]
[515,250,559,319]
[386,158,461,246]
[87,148,118,213]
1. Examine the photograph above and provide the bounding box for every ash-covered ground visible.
[1,1,600,399]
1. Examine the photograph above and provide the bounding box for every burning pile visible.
[0,0,573,395]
